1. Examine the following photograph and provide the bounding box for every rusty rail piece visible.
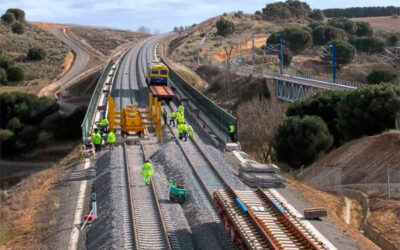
[141,143,173,250]
[256,187,321,250]
[227,186,281,250]
[123,142,138,249]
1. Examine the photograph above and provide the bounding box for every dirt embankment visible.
[351,16,400,32]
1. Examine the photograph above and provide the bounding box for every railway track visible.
[123,142,172,250]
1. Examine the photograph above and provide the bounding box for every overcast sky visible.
[0,0,399,32]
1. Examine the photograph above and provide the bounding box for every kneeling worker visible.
[187,125,194,138]
[141,160,153,185]
[107,130,116,150]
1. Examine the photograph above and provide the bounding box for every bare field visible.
[68,26,149,56]
[351,16,400,32]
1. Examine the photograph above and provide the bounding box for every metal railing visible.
[161,58,237,138]
[81,60,113,143]
[396,115,400,130]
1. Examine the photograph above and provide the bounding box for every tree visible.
[234,11,244,18]
[216,19,235,37]
[173,26,179,32]
[1,12,15,24]
[323,7,400,18]
[255,10,262,15]
[275,115,333,168]
[6,117,23,133]
[17,125,39,146]
[309,9,325,21]
[351,37,385,53]
[7,66,24,82]
[355,22,373,36]
[27,47,47,61]
[137,26,151,34]
[0,129,16,156]
[281,49,293,67]
[312,25,347,45]
[262,2,291,22]
[366,70,397,84]
[337,84,400,140]
[328,18,357,34]
[286,90,347,146]
[322,40,356,66]
[6,9,25,22]
[11,22,24,34]
[0,57,14,70]
[267,27,312,53]
[238,97,287,162]
[0,68,7,84]
[387,34,399,47]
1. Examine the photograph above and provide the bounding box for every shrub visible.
[0,129,16,156]
[216,19,235,37]
[6,117,23,133]
[234,11,244,18]
[0,68,7,84]
[312,25,347,45]
[337,83,400,140]
[275,115,334,168]
[366,70,397,84]
[17,125,39,146]
[1,13,15,24]
[355,22,373,36]
[387,34,399,47]
[27,47,47,61]
[267,27,312,53]
[287,90,347,146]
[322,40,356,66]
[328,18,357,34]
[6,8,25,22]
[351,37,385,53]
[309,9,325,21]
[255,10,261,15]
[262,1,311,22]
[308,21,324,30]
[11,22,24,34]
[7,66,25,82]
[0,57,14,70]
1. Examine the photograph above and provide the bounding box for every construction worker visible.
[141,160,153,185]
[187,125,194,138]
[107,130,116,150]
[176,110,184,124]
[170,111,176,127]
[162,108,168,126]
[178,103,185,114]
[177,123,183,140]
[92,128,102,152]
[229,123,236,142]
[99,118,109,135]
[181,123,188,141]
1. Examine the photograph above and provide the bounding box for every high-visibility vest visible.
[92,133,102,145]
[178,105,185,113]
[177,124,183,133]
[229,125,235,133]
[187,125,194,137]
[141,162,153,175]
[176,111,183,123]
[163,109,168,116]
[100,119,109,126]
[171,112,176,119]
[107,132,116,143]
[181,124,188,132]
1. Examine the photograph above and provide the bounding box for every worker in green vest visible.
[181,123,188,141]
[141,160,153,185]
[169,111,176,127]
[229,123,235,142]
[178,104,185,113]
[187,125,194,138]
[177,123,183,140]
[99,118,109,135]
[177,110,184,124]
[107,130,116,150]
[91,128,102,152]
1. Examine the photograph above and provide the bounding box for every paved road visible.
[48,27,91,90]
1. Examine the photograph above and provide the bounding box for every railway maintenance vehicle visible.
[146,60,175,104]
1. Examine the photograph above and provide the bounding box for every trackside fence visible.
[396,115,400,130]
[161,58,237,138]
[81,61,113,143]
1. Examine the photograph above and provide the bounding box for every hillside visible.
[0,20,69,92]
[167,12,399,84]
[351,16,400,32]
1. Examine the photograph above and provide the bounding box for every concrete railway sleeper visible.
[123,142,172,250]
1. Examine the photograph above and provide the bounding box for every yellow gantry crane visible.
[107,93,162,142]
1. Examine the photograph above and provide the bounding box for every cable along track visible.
[123,142,172,250]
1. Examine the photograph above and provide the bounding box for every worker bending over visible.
[141,160,153,185]
[169,111,176,127]
[99,118,109,135]
[91,128,102,152]
[107,130,116,150]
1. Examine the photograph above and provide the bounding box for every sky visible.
[0,0,399,32]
